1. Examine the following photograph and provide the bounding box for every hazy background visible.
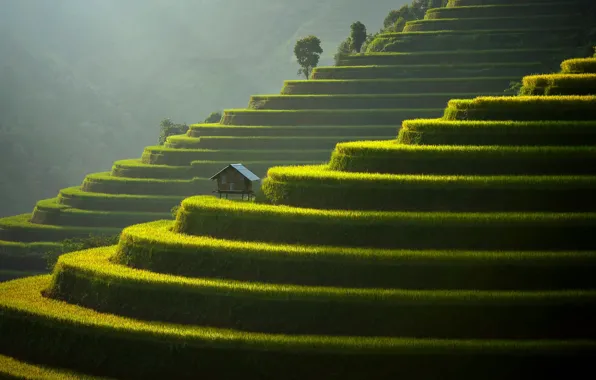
[0,0,405,217]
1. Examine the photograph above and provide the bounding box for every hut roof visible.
[210,163,260,181]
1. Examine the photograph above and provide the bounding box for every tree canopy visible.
[350,22,367,53]
[294,36,323,79]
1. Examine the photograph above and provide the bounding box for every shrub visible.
[158,118,189,145]
[45,234,119,270]
[334,38,352,65]
[203,112,222,123]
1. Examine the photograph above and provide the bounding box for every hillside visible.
[0,0,403,217]
[1,0,593,282]
[2,33,596,380]
[0,0,596,378]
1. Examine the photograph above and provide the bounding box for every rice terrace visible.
[1,0,596,378]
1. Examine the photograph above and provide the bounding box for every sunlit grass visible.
[520,74,596,95]
[329,142,596,174]
[116,220,596,268]
[3,276,592,353]
[48,248,596,321]
[401,119,596,131]
[561,58,596,74]
[266,164,596,188]
[444,95,596,120]
[176,195,596,223]
[0,353,107,380]
[397,119,596,146]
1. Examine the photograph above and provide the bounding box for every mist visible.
[0,0,404,217]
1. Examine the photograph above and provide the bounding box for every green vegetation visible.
[443,96,596,121]
[312,62,544,79]
[203,111,222,123]
[397,120,596,146]
[280,77,519,95]
[349,22,367,53]
[158,118,189,146]
[337,48,567,66]
[81,172,209,196]
[48,248,596,338]
[262,165,596,212]
[220,108,443,126]
[174,196,596,251]
[404,14,579,33]
[0,353,109,380]
[294,36,323,79]
[329,142,596,175]
[45,234,119,270]
[426,3,582,20]
[1,4,595,378]
[520,74,596,95]
[0,214,119,243]
[562,57,596,74]
[115,221,596,290]
[2,276,592,379]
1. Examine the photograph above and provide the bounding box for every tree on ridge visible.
[350,21,367,53]
[294,36,323,79]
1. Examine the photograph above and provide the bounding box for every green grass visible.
[1,276,593,379]
[0,214,119,243]
[403,14,580,33]
[111,159,194,179]
[397,119,596,146]
[280,77,518,95]
[337,48,568,66]
[29,198,172,228]
[166,135,392,150]
[520,74,596,95]
[81,172,211,196]
[311,62,544,80]
[58,187,184,213]
[426,3,582,20]
[115,221,596,291]
[220,108,443,126]
[47,247,596,339]
[261,165,596,212]
[561,58,596,74]
[368,27,583,54]
[187,124,398,137]
[142,146,332,165]
[248,93,491,110]
[443,96,596,121]
[0,353,108,379]
[329,142,596,175]
[174,196,596,251]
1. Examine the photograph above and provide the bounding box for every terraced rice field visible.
[1,7,595,377]
[1,49,595,378]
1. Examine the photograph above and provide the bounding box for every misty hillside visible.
[0,0,404,217]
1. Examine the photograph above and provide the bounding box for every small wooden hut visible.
[210,164,260,200]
